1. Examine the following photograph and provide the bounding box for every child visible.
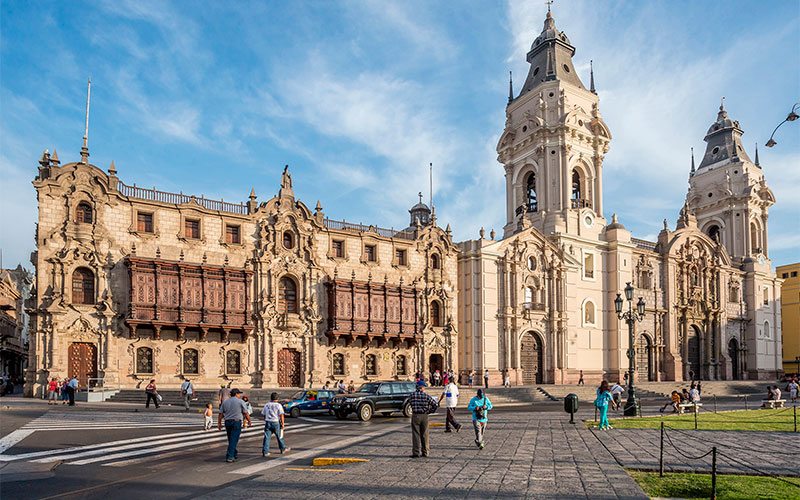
[204,403,214,431]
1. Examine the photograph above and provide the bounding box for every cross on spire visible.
[418,191,423,204]
[546,0,553,13]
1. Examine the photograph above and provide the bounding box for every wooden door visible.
[68,343,98,387]
[636,335,651,382]
[728,338,740,380]
[687,326,701,380]
[277,348,302,387]
[520,332,542,384]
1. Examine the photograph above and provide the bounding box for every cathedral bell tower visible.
[497,10,611,238]
[686,102,775,261]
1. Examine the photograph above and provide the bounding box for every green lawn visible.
[628,470,800,500]
[585,408,798,432]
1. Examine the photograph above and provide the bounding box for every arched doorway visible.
[687,325,701,380]
[277,348,302,387]
[68,342,98,387]
[520,332,543,384]
[429,354,443,380]
[637,334,652,382]
[728,338,740,380]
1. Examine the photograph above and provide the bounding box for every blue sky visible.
[1,0,798,269]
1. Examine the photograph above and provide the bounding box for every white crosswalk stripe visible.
[21,410,200,431]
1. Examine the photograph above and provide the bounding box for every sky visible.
[1,0,798,270]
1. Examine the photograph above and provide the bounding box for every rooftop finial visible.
[508,71,513,104]
[418,191,423,204]
[589,60,596,94]
[690,147,696,176]
[546,0,553,13]
[80,77,91,163]
[720,96,725,110]
[429,162,433,212]
[754,142,760,166]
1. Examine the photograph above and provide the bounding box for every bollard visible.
[711,446,718,500]
[713,394,717,413]
[744,394,748,410]
[694,404,698,430]
[595,405,597,424]
[795,406,797,433]
[659,422,664,477]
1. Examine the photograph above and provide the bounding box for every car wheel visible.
[290,406,300,418]
[402,402,412,418]
[328,409,334,416]
[357,403,373,421]
[334,410,347,420]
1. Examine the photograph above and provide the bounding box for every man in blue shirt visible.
[467,389,493,449]
[67,376,79,406]
[218,389,251,462]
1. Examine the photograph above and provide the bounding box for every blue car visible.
[282,389,337,418]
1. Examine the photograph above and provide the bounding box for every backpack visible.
[474,397,487,419]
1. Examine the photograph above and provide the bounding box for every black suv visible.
[330,381,416,421]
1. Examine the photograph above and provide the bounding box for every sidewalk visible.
[198,412,648,500]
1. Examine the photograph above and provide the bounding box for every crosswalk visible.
[1,422,321,467]
[21,410,200,431]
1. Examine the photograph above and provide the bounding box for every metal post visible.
[624,315,638,416]
[714,394,717,413]
[659,422,664,477]
[794,405,797,433]
[694,405,698,430]
[744,394,748,410]
[595,405,597,424]
[711,446,718,500]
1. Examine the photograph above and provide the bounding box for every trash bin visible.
[565,393,578,423]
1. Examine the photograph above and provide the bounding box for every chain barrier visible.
[717,450,800,489]
[664,424,800,455]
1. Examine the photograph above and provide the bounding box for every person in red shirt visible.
[47,378,59,405]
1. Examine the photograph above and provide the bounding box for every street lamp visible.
[615,282,646,416]
[765,102,799,147]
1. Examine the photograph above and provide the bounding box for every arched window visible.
[183,348,199,374]
[571,170,582,200]
[71,268,95,305]
[396,355,407,376]
[584,301,595,325]
[431,254,440,270]
[524,287,533,304]
[76,202,93,224]
[279,277,297,314]
[283,231,294,249]
[365,354,377,376]
[226,350,241,375]
[764,321,771,339]
[332,353,345,376]
[526,173,537,212]
[136,347,153,374]
[430,300,441,327]
[706,224,720,243]
[750,221,760,253]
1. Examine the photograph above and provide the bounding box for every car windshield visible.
[356,383,381,393]
[290,391,305,400]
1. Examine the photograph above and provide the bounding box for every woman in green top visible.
[595,380,616,430]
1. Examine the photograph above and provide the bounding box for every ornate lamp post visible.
[615,282,646,416]
[765,102,799,147]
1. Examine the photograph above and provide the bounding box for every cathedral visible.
[24,11,781,396]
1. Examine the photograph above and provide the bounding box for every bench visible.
[677,402,702,414]
[761,399,786,409]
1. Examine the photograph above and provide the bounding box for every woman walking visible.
[47,378,59,405]
[594,381,616,430]
[61,378,69,404]
[145,379,160,408]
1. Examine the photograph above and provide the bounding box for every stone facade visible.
[458,11,782,386]
[0,266,32,379]
[26,152,458,396]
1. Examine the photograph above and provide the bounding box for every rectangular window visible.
[332,240,344,258]
[137,212,154,233]
[225,224,241,244]
[583,253,594,279]
[185,219,200,239]
[365,245,376,262]
[395,249,406,266]
[792,271,798,278]
[782,272,790,279]
[763,288,769,305]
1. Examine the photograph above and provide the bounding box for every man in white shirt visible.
[610,382,625,410]
[181,379,194,411]
[437,380,462,433]
[688,386,701,403]
[261,392,289,456]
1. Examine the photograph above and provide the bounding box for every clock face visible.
[583,215,594,228]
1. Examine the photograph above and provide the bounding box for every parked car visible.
[282,389,336,418]
[330,381,415,421]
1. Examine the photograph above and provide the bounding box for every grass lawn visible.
[628,470,800,500]
[585,408,798,432]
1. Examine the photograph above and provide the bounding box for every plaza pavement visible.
[199,412,648,500]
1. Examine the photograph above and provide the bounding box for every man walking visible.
[67,375,78,406]
[218,384,231,407]
[408,380,438,458]
[610,382,624,410]
[483,369,489,389]
[181,378,194,410]
[261,392,290,456]
[218,389,251,462]
[578,370,585,385]
[437,378,462,433]
[467,389,493,449]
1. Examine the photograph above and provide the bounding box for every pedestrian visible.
[47,377,59,405]
[204,403,214,431]
[218,388,251,462]
[261,392,290,456]
[468,371,473,388]
[408,380,438,458]
[503,372,511,387]
[218,384,231,406]
[697,380,702,395]
[181,378,194,411]
[61,378,69,404]
[67,375,78,406]
[789,379,799,403]
[578,370,585,385]
[688,385,701,404]
[467,389,493,449]
[610,382,624,410]
[437,378,462,433]
[433,370,441,387]
[443,371,449,386]
[145,379,160,408]
[323,381,331,391]
[681,388,690,402]
[623,371,629,386]
[243,396,253,428]
[347,380,355,393]
[660,391,681,413]
[484,369,489,389]
[337,380,346,393]
[594,381,615,430]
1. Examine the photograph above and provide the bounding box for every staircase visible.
[537,384,662,401]
[537,381,776,401]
